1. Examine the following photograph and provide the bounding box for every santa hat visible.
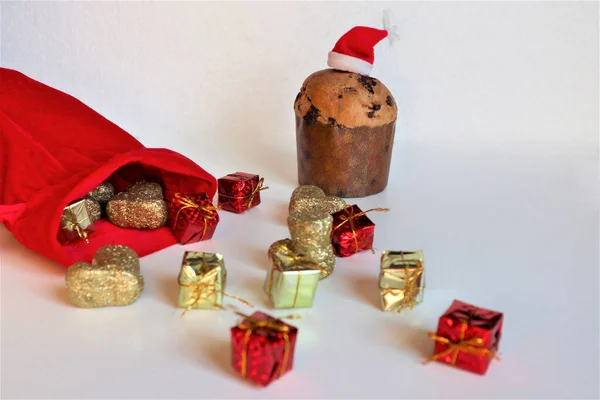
[327,13,398,76]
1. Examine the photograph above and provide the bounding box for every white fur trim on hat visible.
[327,51,373,76]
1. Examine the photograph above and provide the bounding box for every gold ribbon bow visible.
[333,205,390,254]
[246,177,268,209]
[235,312,300,379]
[425,322,499,365]
[173,193,220,241]
[219,177,269,210]
[61,206,90,243]
[177,276,253,316]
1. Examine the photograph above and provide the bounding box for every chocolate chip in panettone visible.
[304,150,313,160]
[328,117,337,127]
[304,105,320,124]
[386,96,394,106]
[357,75,377,94]
[338,94,343,99]
[370,178,377,185]
[306,95,312,102]
[367,104,381,118]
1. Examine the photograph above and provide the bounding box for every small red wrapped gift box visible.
[217,172,265,213]
[332,204,386,257]
[231,311,298,386]
[168,193,219,244]
[428,300,503,375]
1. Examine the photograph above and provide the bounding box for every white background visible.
[1,1,598,399]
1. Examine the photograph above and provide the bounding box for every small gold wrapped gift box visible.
[379,251,425,312]
[264,240,322,309]
[58,199,95,244]
[178,251,227,311]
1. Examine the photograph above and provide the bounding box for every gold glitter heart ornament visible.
[106,181,168,229]
[286,186,345,279]
[289,185,346,216]
[65,245,144,308]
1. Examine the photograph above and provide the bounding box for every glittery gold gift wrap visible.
[65,245,144,308]
[379,251,425,312]
[178,251,227,310]
[289,185,346,216]
[88,181,115,204]
[265,240,321,308]
[59,199,95,243]
[106,181,168,229]
[288,209,336,279]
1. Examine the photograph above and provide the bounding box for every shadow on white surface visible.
[242,245,272,272]
[258,146,297,188]
[238,275,271,309]
[199,337,239,380]
[397,323,434,360]
[51,284,73,307]
[269,201,289,227]
[369,315,434,362]
[347,275,381,310]
[157,274,179,308]
[176,324,240,381]
[0,225,64,277]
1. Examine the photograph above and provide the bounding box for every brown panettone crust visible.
[294,69,398,129]
[296,117,395,198]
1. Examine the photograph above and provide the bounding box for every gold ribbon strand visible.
[172,193,220,241]
[333,205,390,254]
[178,275,253,316]
[392,252,423,312]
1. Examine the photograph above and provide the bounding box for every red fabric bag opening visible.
[0,68,216,266]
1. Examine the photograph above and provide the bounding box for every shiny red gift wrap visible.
[331,205,375,257]
[168,193,219,244]
[217,172,263,213]
[430,300,503,375]
[230,312,298,386]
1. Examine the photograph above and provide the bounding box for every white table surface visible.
[1,143,598,399]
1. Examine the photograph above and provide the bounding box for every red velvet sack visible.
[0,68,217,266]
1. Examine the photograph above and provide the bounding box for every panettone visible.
[294,69,397,198]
